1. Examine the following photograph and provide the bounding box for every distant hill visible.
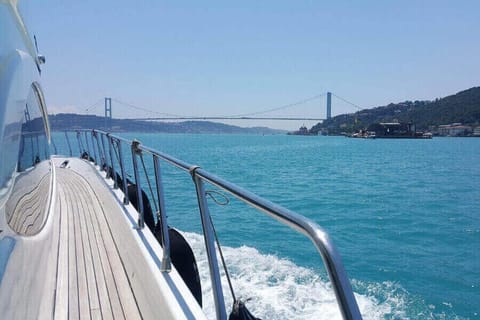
[49,113,286,135]
[311,87,480,134]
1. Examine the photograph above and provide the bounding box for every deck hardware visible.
[188,165,200,178]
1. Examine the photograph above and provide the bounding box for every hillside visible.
[49,114,286,135]
[311,87,480,135]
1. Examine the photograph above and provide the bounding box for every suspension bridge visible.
[84,92,363,128]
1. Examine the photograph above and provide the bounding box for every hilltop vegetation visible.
[311,87,480,134]
[49,114,286,135]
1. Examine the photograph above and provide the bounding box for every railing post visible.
[100,133,108,170]
[190,167,227,320]
[107,134,118,189]
[90,130,98,165]
[117,140,129,205]
[51,137,58,155]
[84,131,91,160]
[76,131,83,156]
[64,131,72,157]
[131,139,145,229]
[93,131,104,170]
[153,155,171,272]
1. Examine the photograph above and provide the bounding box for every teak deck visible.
[53,167,142,320]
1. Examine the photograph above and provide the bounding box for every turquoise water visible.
[54,133,480,319]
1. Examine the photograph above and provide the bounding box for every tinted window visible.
[5,82,52,236]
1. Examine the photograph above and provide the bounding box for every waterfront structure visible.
[474,126,480,136]
[438,123,472,136]
[366,122,432,139]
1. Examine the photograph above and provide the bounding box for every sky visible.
[25,1,480,130]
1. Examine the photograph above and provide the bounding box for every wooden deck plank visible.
[54,180,69,320]
[54,165,143,320]
[72,178,102,320]
[67,181,80,320]
[71,174,114,320]
[87,187,142,320]
[82,185,125,320]
[38,173,61,320]
[70,181,91,319]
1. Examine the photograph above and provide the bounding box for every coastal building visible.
[289,125,310,135]
[473,126,480,136]
[365,122,431,139]
[438,123,472,136]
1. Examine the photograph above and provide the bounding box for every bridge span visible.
[93,91,362,128]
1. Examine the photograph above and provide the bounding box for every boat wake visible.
[183,232,409,320]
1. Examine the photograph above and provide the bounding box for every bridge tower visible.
[326,92,332,119]
[104,97,112,129]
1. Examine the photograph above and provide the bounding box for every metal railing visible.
[64,129,362,320]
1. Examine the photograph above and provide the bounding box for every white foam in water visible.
[183,232,404,320]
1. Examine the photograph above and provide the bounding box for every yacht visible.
[0,1,362,319]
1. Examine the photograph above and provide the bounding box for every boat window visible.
[17,82,50,172]
[5,82,53,236]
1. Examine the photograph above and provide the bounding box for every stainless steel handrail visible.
[66,129,362,320]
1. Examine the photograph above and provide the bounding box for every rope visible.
[110,140,134,187]
[204,189,236,301]
[208,214,237,303]
[112,139,121,166]
[205,190,230,206]
[139,153,159,214]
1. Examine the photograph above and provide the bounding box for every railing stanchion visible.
[84,131,91,160]
[93,131,104,170]
[191,167,227,320]
[153,154,171,272]
[64,131,72,157]
[76,131,83,156]
[117,140,129,205]
[131,140,145,229]
[107,134,118,189]
[90,130,98,165]
[100,133,108,170]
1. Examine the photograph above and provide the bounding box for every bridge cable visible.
[112,93,327,119]
[331,93,363,111]
[112,98,185,118]
[228,92,327,117]
[84,98,104,114]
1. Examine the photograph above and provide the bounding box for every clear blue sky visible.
[26,1,480,130]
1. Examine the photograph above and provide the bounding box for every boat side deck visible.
[53,164,142,320]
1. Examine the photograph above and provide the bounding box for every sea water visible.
[54,133,480,319]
